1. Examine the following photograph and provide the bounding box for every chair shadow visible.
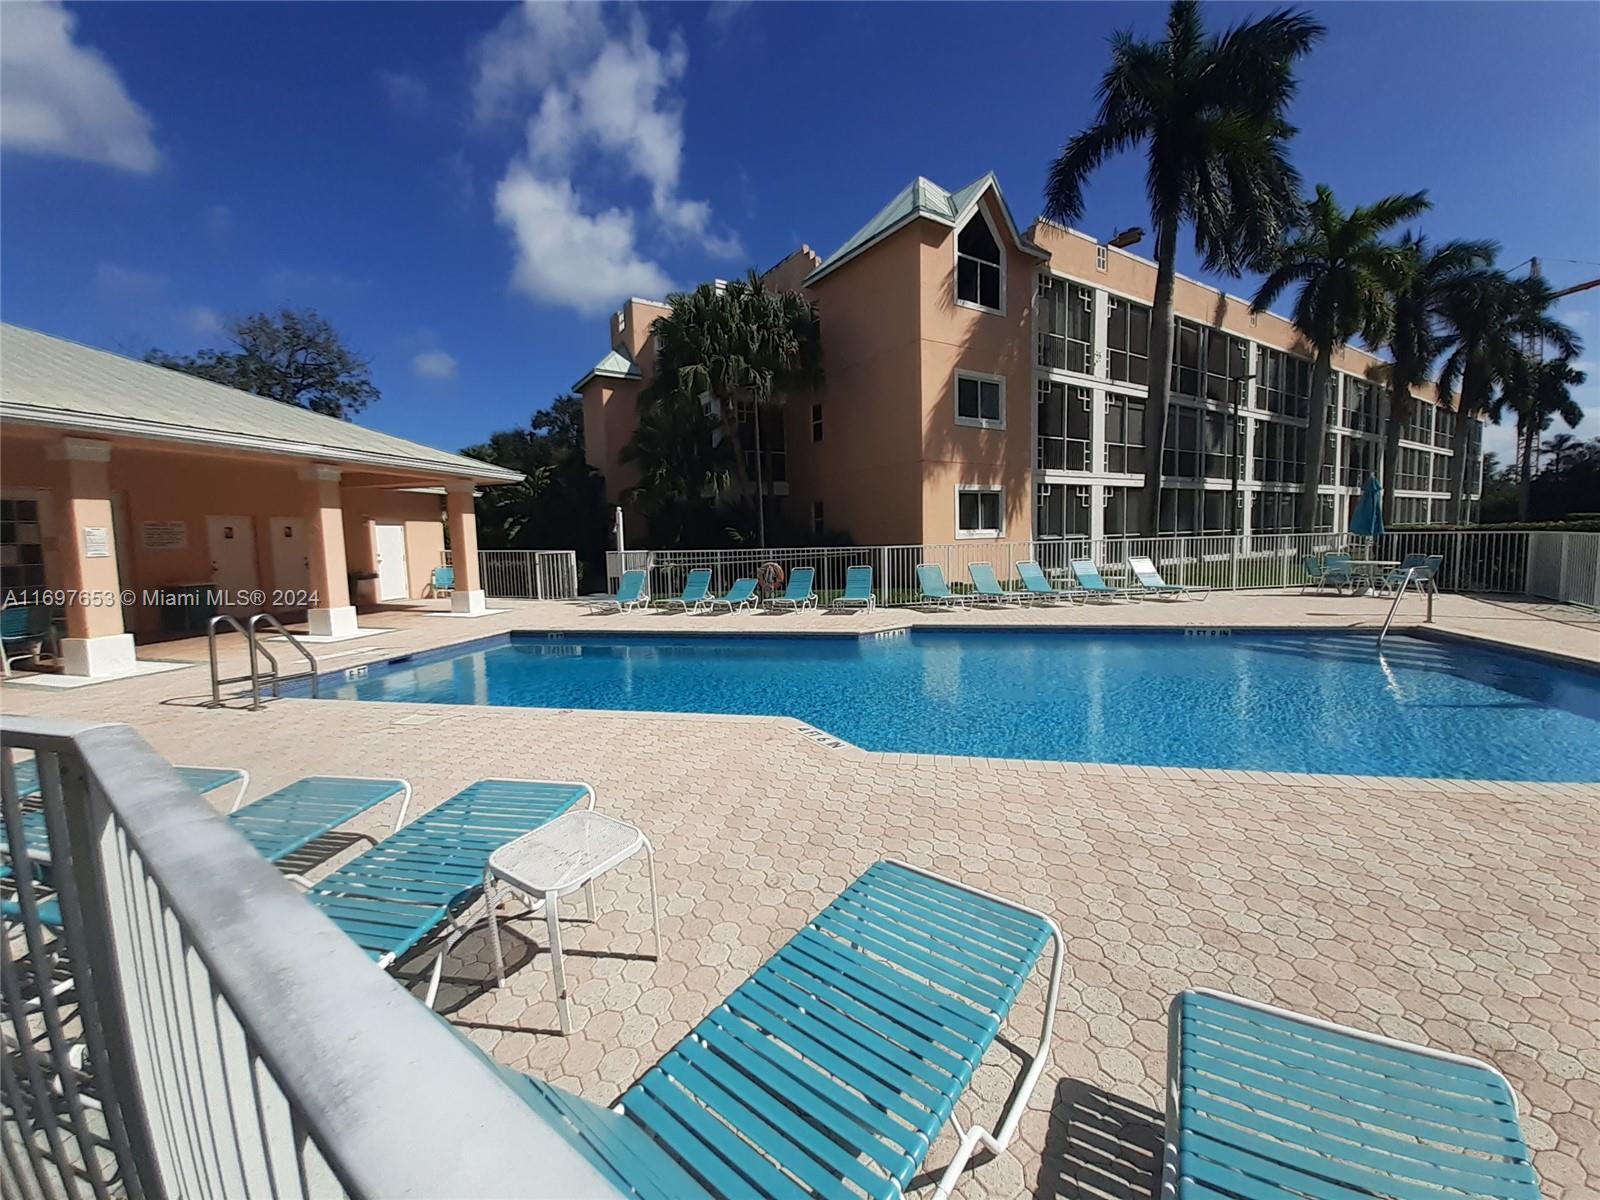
[1034,1079,1162,1200]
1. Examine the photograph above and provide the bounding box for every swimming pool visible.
[312,630,1600,782]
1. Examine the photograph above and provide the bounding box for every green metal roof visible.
[805,172,1047,286]
[0,323,521,483]
[573,348,641,391]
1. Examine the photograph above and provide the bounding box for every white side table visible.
[484,810,660,1035]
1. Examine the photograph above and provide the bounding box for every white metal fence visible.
[0,718,619,1200]
[442,549,580,600]
[603,530,1600,607]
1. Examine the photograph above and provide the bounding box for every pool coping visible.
[294,627,1600,793]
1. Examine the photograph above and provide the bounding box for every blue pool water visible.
[314,631,1600,782]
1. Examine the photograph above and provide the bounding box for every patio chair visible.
[1068,558,1141,602]
[496,860,1063,1200]
[1299,554,1331,594]
[1323,553,1358,594]
[1376,553,1441,597]
[830,564,876,611]
[708,577,760,614]
[2,604,48,676]
[588,569,649,614]
[226,775,411,866]
[429,566,455,597]
[304,777,593,1007]
[1127,555,1208,601]
[766,566,817,611]
[1015,560,1084,605]
[12,758,251,812]
[917,562,969,609]
[968,562,1030,605]
[655,568,714,615]
[1164,988,1539,1200]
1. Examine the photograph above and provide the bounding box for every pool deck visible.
[5,591,1598,1197]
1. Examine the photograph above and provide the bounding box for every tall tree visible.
[1435,272,1580,521]
[146,309,379,419]
[1379,234,1498,524]
[644,271,821,546]
[1495,356,1586,518]
[620,390,735,547]
[1250,186,1429,529]
[1043,0,1323,532]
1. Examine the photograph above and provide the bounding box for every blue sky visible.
[3,1,1598,464]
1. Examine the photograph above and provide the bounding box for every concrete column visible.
[300,464,357,637]
[445,484,487,614]
[53,438,136,676]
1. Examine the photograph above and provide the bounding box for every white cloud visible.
[473,1,740,314]
[205,204,231,237]
[187,306,223,336]
[94,262,166,303]
[0,0,159,173]
[495,166,673,316]
[377,70,429,113]
[411,349,459,380]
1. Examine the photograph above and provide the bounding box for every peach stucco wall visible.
[0,428,449,635]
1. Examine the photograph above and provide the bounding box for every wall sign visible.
[83,527,110,558]
[141,521,188,550]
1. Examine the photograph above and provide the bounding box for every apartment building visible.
[577,172,1482,549]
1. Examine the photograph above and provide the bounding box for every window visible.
[0,496,46,600]
[1396,447,1433,492]
[1402,397,1431,444]
[1467,422,1483,495]
[1171,318,1204,396]
[1103,486,1147,536]
[1432,452,1452,493]
[957,488,1003,538]
[1036,276,1094,372]
[1204,332,1248,404]
[1157,487,1230,535]
[811,501,825,535]
[1106,296,1151,385]
[1095,245,1108,272]
[811,403,823,443]
[1252,420,1305,483]
[1104,393,1147,474]
[1251,491,1301,537]
[1321,432,1338,485]
[1434,407,1456,449]
[1035,484,1091,539]
[956,213,1002,311]
[736,400,787,483]
[1343,377,1382,434]
[1164,405,1235,481]
[1342,437,1378,488]
[1256,347,1311,418]
[1036,381,1091,471]
[955,373,1004,428]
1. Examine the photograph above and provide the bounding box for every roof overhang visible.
[0,403,524,486]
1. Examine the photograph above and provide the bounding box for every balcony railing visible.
[1,717,620,1200]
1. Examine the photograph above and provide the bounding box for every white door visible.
[374,523,410,601]
[206,516,259,609]
[269,517,310,601]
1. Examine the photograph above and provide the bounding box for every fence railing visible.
[610,530,1600,607]
[442,549,579,600]
[0,717,619,1200]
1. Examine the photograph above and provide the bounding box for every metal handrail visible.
[206,613,262,709]
[1377,567,1418,649]
[248,612,320,699]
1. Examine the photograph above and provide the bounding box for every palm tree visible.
[1043,0,1323,532]
[1541,430,1581,474]
[1379,234,1497,524]
[1435,272,1580,521]
[644,272,820,546]
[1497,356,1587,517]
[1250,186,1429,529]
[621,390,733,546]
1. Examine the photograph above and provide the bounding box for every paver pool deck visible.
[4,592,1598,1197]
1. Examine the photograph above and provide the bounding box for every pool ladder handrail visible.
[1376,567,1419,650]
[207,613,319,710]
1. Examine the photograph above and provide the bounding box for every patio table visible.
[485,810,660,1035]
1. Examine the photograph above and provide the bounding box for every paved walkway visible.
[4,592,1597,1197]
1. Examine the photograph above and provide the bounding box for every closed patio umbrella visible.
[1349,474,1384,543]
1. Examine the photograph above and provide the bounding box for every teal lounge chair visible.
[1068,558,1140,602]
[1165,988,1539,1200]
[12,758,251,812]
[968,562,1030,605]
[499,861,1064,1200]
[1127,555,1208,601]
[917,562,969,609]
[429,566,454,597]
[709,577,760,613]
[767,566,817,611]
[305,778,593,1007]
[589,568,649,613]
[656,568,714,614]
[1016,560,1084,605]
[830,564,876,611]
[2,604,48,676]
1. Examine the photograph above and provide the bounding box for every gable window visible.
[811,403,823,443]
[955,372,1004,429]
[955,212,1002,311]
[956,487,1004,538]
